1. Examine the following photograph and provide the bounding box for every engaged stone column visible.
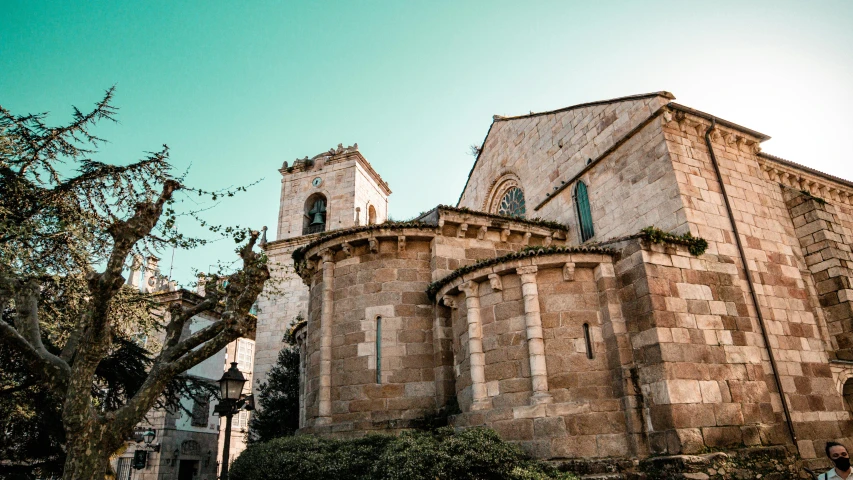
[516,266,552,404]
[459,281,489,410]
[317,249,335,424]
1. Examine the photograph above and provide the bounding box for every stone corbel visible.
[488,273,503,291]
[735,136,747,152]
[522,232,532,246]
[710,129,722,143]
[457,223,468,238]
[500,227,511,242]
[397,235,406,252]
[693,121,705,136]
[723,132,735,146]
[341,242,352,257]
[437,218,445,234]
[749,140,761,154]
[368,237,379,253]
[320,249,334,263]
[829,188,840,202]
[478,225,488,240]
[662,108,673,124]
[442,295,457,309]
[543,235,553,247]
[563,262,576,281]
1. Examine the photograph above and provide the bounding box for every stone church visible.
[252,91,853,469]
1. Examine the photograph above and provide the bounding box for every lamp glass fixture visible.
[219,362,246,401]
[142,429,156,445]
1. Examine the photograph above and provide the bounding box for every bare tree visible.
[0,88,270,479]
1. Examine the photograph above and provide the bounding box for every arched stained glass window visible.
[574,181,594,242]
[498,187,526,218]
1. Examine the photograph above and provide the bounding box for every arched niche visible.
[368,204,377,225]
[303,193,328,235]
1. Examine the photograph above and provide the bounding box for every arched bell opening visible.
[303,193,328,235]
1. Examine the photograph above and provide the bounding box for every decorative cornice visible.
[663,108,762,155]
[427,245,615,300]
[758,154,853,205]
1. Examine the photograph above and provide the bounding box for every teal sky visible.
[3,1,852,284]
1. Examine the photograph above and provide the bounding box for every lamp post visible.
[216,362,250,480]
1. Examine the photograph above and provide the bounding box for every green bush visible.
[229,427,577,480]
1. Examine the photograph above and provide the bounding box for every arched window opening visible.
[498,186,526,218]
[375,316,382,384]
[574,181,594,242]
[368,205,377,225]
[583,323,594,360]
[844,378,853,413]
[303,193,327,235]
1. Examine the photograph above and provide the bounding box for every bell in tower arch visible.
[309,198,326,225]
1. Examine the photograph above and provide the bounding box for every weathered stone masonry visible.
[254,92,853,474]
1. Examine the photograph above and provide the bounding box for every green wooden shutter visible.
[575,181,594,242]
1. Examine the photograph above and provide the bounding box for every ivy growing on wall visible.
[639,226,708,256]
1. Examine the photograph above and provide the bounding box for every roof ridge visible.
[493,91,675,122]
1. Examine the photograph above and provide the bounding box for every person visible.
[820,442,852,479]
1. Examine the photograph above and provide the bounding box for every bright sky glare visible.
[2,0,851,283]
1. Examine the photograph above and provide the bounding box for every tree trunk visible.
[62,424,116,480]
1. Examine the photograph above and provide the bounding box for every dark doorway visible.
[178,459,199,480]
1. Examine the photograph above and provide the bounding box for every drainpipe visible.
[703,119,798,451]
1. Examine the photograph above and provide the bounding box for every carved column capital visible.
[459,280,479,298]
[516,266,538,280]
[320,249,334,263]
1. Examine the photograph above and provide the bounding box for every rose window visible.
[498,187,526,218]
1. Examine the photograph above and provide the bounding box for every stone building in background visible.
[253,92,853,473]
[111,260,252,480]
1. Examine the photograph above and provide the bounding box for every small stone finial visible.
[259,226,268,247]
[281,160,289,170]
[352,143,358,150]
[335,143,344,154]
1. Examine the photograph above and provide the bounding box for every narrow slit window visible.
[583,323,594,359]
[574,181,594,242]
[375,316,382,383]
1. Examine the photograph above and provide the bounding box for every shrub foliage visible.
[229,427,577,480]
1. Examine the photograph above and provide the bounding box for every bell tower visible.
[253,143,391,396]
[276,143,391,240]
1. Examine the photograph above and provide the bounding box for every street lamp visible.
[142,429,156,447]
[216,362,251,480]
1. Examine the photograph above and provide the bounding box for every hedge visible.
[229,427,577,480]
